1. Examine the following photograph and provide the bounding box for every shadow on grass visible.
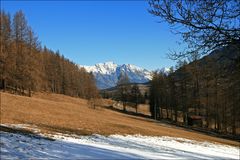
[0,125,54,141]
[35,123,92,136]
[104,106,240,143]
[104,106,151,119]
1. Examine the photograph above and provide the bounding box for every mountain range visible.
[79,62,153,89]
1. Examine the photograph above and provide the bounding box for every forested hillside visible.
[0,10,98,98]
[149,45,240,135]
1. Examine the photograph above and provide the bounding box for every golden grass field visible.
[0,91,239,146]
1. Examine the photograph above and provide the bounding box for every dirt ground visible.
[0,92,239,146]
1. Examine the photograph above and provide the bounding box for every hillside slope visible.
[0,92,238,146]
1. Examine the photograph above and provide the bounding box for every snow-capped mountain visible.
[79,61,152,89]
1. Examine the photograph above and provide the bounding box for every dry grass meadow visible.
[0,91,239,146]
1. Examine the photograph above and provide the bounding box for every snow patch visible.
[1,125,239,159]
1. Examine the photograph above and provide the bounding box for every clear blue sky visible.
[1,1,183,70]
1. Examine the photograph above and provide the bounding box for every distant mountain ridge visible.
[79,62,152,89]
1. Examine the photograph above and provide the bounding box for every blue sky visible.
[1,1,183,70]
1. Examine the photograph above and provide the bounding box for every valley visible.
[1,1,239,159]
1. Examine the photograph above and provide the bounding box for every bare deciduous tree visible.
[148,0,240,59]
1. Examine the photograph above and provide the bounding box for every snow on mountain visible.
[155,67,171,74]
[83,61,118,75]
[79,62,152,89]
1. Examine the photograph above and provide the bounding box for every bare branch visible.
[148,0,240,59]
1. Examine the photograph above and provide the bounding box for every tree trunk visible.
[28,88,31,97]
[160,107,163,119]
[3,79,6,91]
[123,102,126,112]
[135,104,138,113]
[206,87,209,129]
[154,99,157,120]
[175,110,178,123]
[184,112,188,126]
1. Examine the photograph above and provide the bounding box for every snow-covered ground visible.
[0,125,239,159]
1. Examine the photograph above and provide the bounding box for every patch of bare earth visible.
[0,92,239,146]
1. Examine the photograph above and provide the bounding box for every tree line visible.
[149,46,240,135]
[0,10,98,98]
